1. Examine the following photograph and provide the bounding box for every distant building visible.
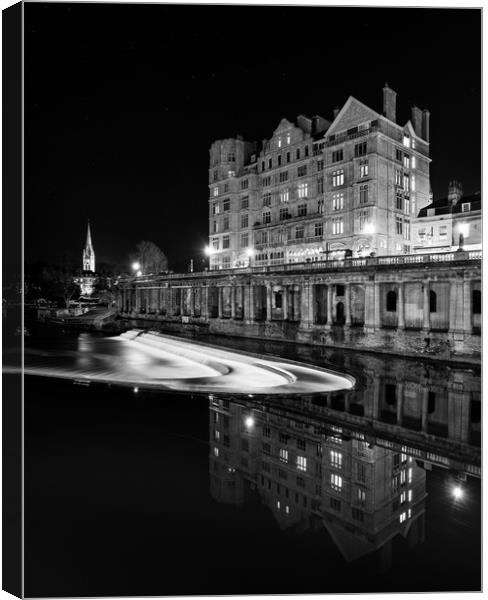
[207,84,431,270]
[75,221,97,296]
[412,181,481,253]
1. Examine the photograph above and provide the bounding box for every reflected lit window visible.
[399,512,407,523]
[297,456,307,472]
[330,450,342,469]
[213,447,219,457]
[331,473,343,491]
[280,448,289,463]
[408,489,413,502]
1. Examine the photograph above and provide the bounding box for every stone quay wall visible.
[116,250,481,364]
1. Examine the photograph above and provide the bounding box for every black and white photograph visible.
[2,1,482,597]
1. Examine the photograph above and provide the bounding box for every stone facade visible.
[117,250,481,363]
[207,85,431,270]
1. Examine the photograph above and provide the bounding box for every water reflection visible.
[208,372,480,572]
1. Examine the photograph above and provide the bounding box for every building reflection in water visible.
[207,361,480,573]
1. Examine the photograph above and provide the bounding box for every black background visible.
[24,3,481,272]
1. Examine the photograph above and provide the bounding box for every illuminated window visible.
[359,160,369,178]
[285,505,290,515]
[404,196,410,214]
[286,133,291,144]
[278,137,282,148]
[298,183,309,198]
[318,198,324,214]
[213,221,219,233]
[411,175,416,191]
[400,469,406,484]
[332,170,344,187]
[330,450,342,468]
[332,219,344,235]
[214,430,220,441]
[331,473,343,491]
[408,489,413,502]
[403,174,410,192]
[411,156,416,169]
[213,447,219,457]
[280,188,289,203]
[404,220,410,240]
[408,467,412,483]
[213,203,220,215]
[213,187,219,197]
[403,154,410,169]
[276,500,281,509]
[462,203,471,212]
[400,491,406,504]
[333,193,344,211]
[403,134,411,148]
[280,448,289,463]
[357,488,366,504]
[399,511,406,523]
[395,169,403,187]
[297,456,307,472]
[212,238,219,250]
[359,210,370,231]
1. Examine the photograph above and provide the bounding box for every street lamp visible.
[246,247,254,267]
[132,261,141,271]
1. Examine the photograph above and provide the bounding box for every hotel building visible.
[208,85,431,270]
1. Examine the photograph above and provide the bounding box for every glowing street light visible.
[452,485,464,501]
[132,261,141,271]
[246,248,255,257]
[364,222,376,235]
[136,270,142,277]
[245,415,255,429]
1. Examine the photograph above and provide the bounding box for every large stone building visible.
[207,85,431,270]
[412,180,481,253]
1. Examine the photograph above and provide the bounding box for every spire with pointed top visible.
[82,220,95,272]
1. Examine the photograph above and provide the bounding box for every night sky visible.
[24,3,481,272]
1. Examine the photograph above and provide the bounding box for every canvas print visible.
[2,2,481,597]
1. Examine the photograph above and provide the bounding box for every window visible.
[227,153,235,162]
[223,198,230,212]
[274,291,283,308]
[277,137,282,148]
[438,225,447,240]
[279,208,290,221]
[239,179,248,190]
[304,145,309,157]
[317,178,324,193]
[213,187,219,197]
[332,149,343,163]
[357,488,366,504]
[399,512,407,523]
[330,450,342,469]
[280,188,289,203]
[280,448,289,463]
[240,233,249,248]
[213,170,218,182]
[359,184,368,204]
[330,498,341,511]
[298,183,309,198]
[212,238,219,250]
[296,148,300,160]
[395,190,403,210]
[278,468,287,480]
[396,148,403,162]
[332,170,344,187]
[212,203,220,215]
[429,290,437,313]
[268,158,272,169]
[263,211,271,224]
[223,216,229,231]
[403,134,411,148]
[357,462,366,483]
[462,203,471,212]
[331,473,343,491]
[352,508,364,522]
[386,290,397,312]
[473,289,481,314]
[297,439,306,451]
[213,221,219,233]
[336,284,344,296]
[404,220,410,240]
[295,225,304,239]
[261,160,265,171]
[224,183,229,192]
[359,160,369,178]
[332,219,344,235]
[396,217,403,235]
[315,222,323,237]
[222,235,230,249]
[213,447,219,457]
[263,442,271,454]
[263,192,272,207]
[354,142,367,157]
[286,151,290,163]
[332,193,344,211]
[263,427,271,438]
[262,176,271,187]
[241,214,248,228]
[241,196,249,209]
[317,159,324,171]
[297,476,305,488]
[297,456,307,472]
[403,174,410,192]
[298,204,307,217]
[403,154,410,169]
[359,209,370,231]
[318,198,324,214]
[395,169,403,187]
[279,171,289,182]
[297,165,307,177]
[404,196,410,215]
[278,155,282,166]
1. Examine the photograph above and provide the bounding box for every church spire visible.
[82,220,95,272]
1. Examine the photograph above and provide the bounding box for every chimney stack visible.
[333,107,340,119]
[422,109,430,142]
[382,83,397,123]
[447,180,463,206]
[411,106,422,136]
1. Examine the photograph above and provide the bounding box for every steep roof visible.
[417,194,481,218]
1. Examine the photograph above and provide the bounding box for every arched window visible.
[473,289,481,314]
[386,290,397,312]
[429,290,437,313]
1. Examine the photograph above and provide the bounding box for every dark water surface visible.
[19,326,481,596]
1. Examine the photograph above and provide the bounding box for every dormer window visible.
[277,137,282,148]
[462,203,471,212]
[286,133,291,145]
[403,134,411,148]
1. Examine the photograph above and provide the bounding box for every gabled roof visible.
[417,194,481,218]
[326,96,383,137]
[273,118,295,135]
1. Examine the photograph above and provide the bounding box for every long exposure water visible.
[9,323,481,596]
